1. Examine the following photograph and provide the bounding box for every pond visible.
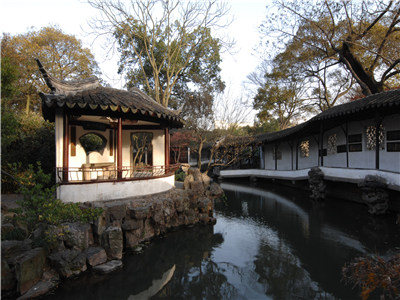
[44,180,399,300]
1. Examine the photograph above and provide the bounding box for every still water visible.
[45,181,399,300]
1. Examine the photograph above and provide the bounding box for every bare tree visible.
[261,0,400,97]
[213,88,254,134]
[88,0,233,107]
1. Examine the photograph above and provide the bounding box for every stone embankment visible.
[1,168,224,299]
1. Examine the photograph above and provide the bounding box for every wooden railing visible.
[56,164,180,183]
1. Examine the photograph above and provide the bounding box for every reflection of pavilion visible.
[221,182,310,238]
[217,183,368,299]
[37,59,183,202]
[220,182,367,253]
[128,265,176,300]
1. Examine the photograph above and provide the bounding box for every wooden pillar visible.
[290,141,294,170]
[345,121,349,168]
[165,128,170,169]
[319,123,324,167]
[117,117,123,179]
[63,112,69,182]
[274,143,278,170]
[375,117,382,170]
[295,141,299,170]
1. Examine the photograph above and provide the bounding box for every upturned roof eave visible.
[37,59,183,128]
[40,92,184,128]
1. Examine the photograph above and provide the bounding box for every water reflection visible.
[128,265,175,300]
[44,181,399,300]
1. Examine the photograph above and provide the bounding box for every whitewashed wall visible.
[380,114,400,172]
[298,136,318,170]
[321,115,400,173]
[55,112,64,183]
[323,127,347,168]
[278,142,293,171]
[264,144,275,170]
[57,174,175,203]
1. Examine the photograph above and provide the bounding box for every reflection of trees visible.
[162,260,239,299]
[155,228,242,299]
[254,240,334,300]
[43,225,227,300]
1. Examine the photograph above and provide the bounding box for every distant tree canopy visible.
[1,26,101,191]
[1,26,101,112]
[88,0,230,109]
[252,0,400,128]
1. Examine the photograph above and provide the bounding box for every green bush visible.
[1,109,55,193]
[6,163,103,247]
[175,169,186,182]
[1,227,27,241]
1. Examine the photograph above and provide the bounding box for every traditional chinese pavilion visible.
[37,59,183,202]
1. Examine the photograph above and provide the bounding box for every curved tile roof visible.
[257,89,400,143]
[36,59,183,127]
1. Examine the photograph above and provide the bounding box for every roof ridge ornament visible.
[35,58,100,95]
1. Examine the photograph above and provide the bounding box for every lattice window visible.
[300,140,309,157]
[327,134,337,155]
[387,130,400,152]
[366,125,385,150]
[348,134,362,152]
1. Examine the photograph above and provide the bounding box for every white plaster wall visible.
[55,113,63,183]
[278,142,293,171]
[220,167,400,191]
[298,137,318,169]
[347,120,375,169]
[70,127,114,169]
[381,114,400,173]
[264,144,275,170]
[57,174,175,202]
[323,127,347,168]
[152,130,165,166]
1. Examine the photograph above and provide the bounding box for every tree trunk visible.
[197,141,203,170]
[339,42,383,95]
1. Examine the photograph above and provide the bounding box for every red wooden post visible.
[165,128,170,171]
[117,117,123,179]
[63,112,69,182]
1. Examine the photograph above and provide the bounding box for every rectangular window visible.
[387,130,400,152]
[348,134,362,152]
[337,144,346,153]
[131,132,153,166]
[387,130,400,141]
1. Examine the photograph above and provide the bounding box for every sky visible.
[1,0,269,123]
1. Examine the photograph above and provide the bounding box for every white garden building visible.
[221,89,400,195]
[37,60,183,203]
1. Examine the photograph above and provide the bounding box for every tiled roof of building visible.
[257,89,400,143]
[36,59,183,127]
[313,88,400,121]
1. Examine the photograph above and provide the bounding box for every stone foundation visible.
[308,167,326,201]
[358,175,389,215]
[1,170,223,299]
